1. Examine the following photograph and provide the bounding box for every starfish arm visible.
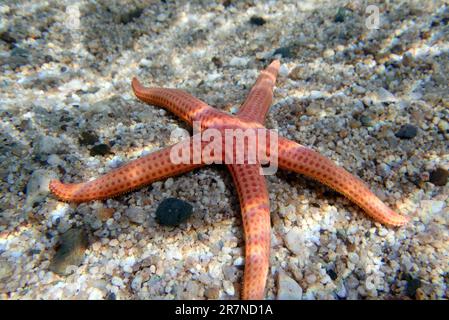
[49,137,204,202]
[277,137,409,227]
[237,60,280,124]
[132,77,223,125]
[227,164,271,300]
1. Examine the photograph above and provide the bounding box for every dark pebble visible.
[222,0,232,8]
[429,167,448,186]
[0,32,17,44]
[44,54,54,63]
[155,198,193,226]
[273,46,293,58]
[249,16,266,26]
[211,56,222,68]
[360,115,374,127]
[120,8,144,24]
[327,268,338,280]
[79,131,99,146]
[395,124,418,139]
[28,248,41,256]
[90,143,112,156]
[405,276,421,298]
[49,228,88,276]
[334,7,348,23]
[106,292,116,300]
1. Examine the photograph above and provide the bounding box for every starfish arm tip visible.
[270,59,281,68]
[131,77,143,92]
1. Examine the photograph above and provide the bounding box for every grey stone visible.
[277,270,303,300]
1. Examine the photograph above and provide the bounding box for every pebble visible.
[437,120,448,133]
[4,47,29,68]
[79,131,99,146]
[155,198,193,226]
[88,288,104,300]
[395,124,418,139]
[233,257,244,266]
[273,46,293,58]
[377,163,392,178]
[125,207,146,224]
[47,154,64,167]
[277,271,303,300]
[284,227,302,255]
[278,64,289,77]
[229,57,250,67]
[249,16,266,26]
[334,7,348,23]
[352,85,366,94]
[348,252,359,264]
[111,276,124,287]
[323,48,335,58]
[25,169,57,208]
[119,7,143,24]
[376,88,397,103]
[405,275,421,298]
[49,228,88,275]
[310,90,326,100]
[0,259,13,281]
[0,31,16,44]
[223,280,235,296]
[90,144,112,156]
[97,208,115,221]
[164,178,174,189]
[360,115,374,127]
[34,135,64,155]
[335,282,347,299]
[223,265,238,282]
[204,287,220,300]
[429,168,448,186]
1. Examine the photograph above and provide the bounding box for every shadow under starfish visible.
[49,60,409,300]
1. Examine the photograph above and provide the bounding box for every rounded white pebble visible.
[223,280,235,296]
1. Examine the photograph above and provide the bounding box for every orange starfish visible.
[49,60,408,300]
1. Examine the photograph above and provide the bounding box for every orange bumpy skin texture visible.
[49,60,408,300]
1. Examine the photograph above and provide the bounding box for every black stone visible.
[273,46,293,58]
[405,275,421,298]
[327,268,338,280]
[79,131,99,146]
[155,198,193,226]
[211,56,222,68]
[222,0,232,8]
[44,54,54,63]
[120,8,144,24]
[429,167,448,186]
[90,143,112,156]
[0,32,17,44]
[106,292,116,300]
[360,115,374,127]
[249,16,266,26]
[395,124,418,139]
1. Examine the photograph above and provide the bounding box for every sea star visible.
[49,59,408,300]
